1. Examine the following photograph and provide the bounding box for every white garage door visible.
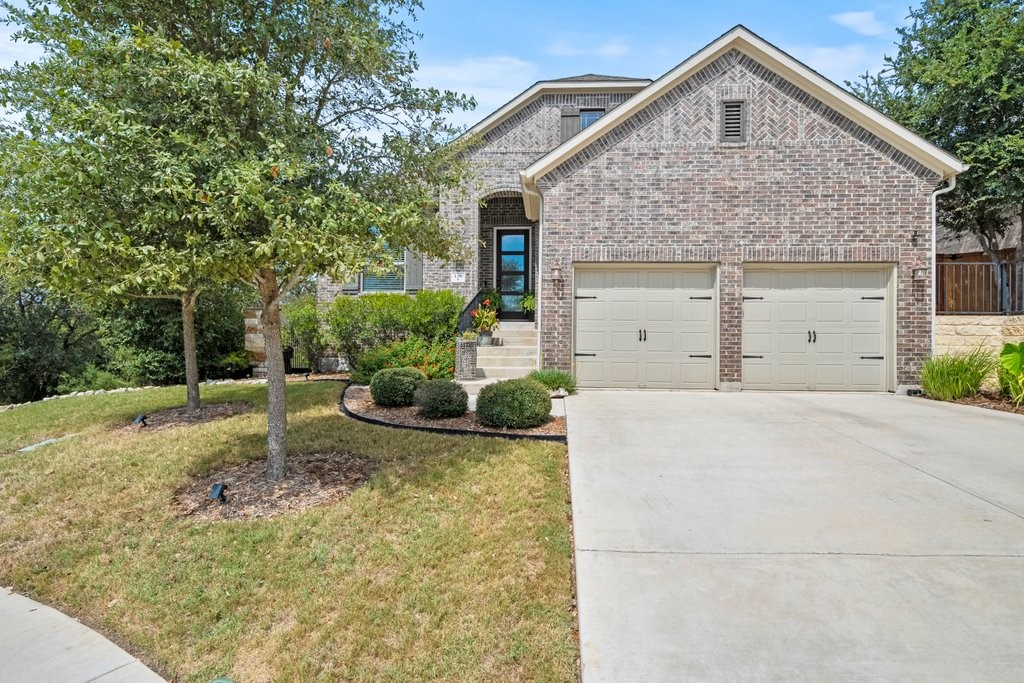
[742,266,890,391]
[574,267,716,389]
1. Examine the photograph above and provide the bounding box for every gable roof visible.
[462,75,652,140]
[519,25,969,220]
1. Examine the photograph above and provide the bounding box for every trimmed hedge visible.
[369,367,427,407]
[414,379,469,419]
[526,368,577,395]
[476,378,552,429]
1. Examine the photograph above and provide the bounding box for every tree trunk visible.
[181,292,201,415]
[258,268,288,481]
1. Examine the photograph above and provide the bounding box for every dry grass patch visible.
[0,382,575,682]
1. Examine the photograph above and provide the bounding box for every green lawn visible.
[0,382,575,681]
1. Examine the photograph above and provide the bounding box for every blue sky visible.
[1,1,911,128]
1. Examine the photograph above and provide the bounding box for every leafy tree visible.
[1,1,475,480]
[851,0,1024,264]
[0,279,101,403]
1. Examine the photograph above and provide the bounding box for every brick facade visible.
[535,50,939,387]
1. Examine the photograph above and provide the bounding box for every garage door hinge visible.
[574,295,597,300]
[689,296,712,300]
[743,296,764,300]
[860,356,884,360]
[689,354,713,358]
[742,354,764,359]
[574,353,597,357]
[861,296,885,300]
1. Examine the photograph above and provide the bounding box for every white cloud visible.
[417,55,540,128]
[544,37,630,59]
[786,43,885,86]
[831,11,889,37]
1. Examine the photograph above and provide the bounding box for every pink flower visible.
[470,309,477,317]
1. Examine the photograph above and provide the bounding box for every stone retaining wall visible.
[935,315,1024,355]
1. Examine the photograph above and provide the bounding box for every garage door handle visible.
[812,330,816,343]
[808,330,812,343]
[860,355,884,360]
[689,354,712,358]
[575,353,597,357]
[643,329,647,342]
[743,354,764,359]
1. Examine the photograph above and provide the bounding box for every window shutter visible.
[560,106,581,142]
[404,249,423,292]
[720,100,747,142]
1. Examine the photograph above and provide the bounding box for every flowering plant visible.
[471,301,499,332]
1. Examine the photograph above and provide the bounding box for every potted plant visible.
[471,298,500,345]
[521,292,536,322]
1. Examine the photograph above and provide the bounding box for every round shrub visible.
[414,379,469,419]
[476,378,552,429]
[369,367,426,407]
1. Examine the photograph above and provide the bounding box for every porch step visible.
[477,345,536,358]
[493,331,537,345]
[476,355,538,368]
[476,366,536,379]
[499,321,536,331]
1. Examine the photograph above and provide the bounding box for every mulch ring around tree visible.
[173,451,377,521]
[117,402,253,433]
[342,384,568,439]
[950,390,1024,415]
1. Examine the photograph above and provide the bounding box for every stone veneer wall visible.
[935,315,1024,355]
[537,49,939,387]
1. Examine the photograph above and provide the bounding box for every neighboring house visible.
[318,25,967,392]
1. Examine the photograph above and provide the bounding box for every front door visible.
[496,229,530,319]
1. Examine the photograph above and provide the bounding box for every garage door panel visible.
[575,266,716,389]
[743,266,888,391]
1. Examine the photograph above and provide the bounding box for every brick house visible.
[319,26,967,391]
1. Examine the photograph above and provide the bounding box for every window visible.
[362,252,406,292]
[720,100,747,142]
[580,109,605,129]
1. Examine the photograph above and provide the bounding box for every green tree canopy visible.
[1,1,476,479]
[851,0,1024,259]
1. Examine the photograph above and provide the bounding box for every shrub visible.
[57,364,129,393]
[476,378,552,429]
[920,348,999,401]
[282,294,327,373]
[414,379,469,418]
[405,290,464,341]
[527,368,577,394]
[369,367,426,407]
[999,341,1024,405]
[324,290,463,368]
[352,337,456,384]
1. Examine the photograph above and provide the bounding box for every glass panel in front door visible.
[497,230,528,315]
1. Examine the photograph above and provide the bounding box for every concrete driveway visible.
[566,391,1024,681]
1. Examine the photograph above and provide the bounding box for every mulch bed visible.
[116,402,253,433]
[285,372,348,382]
[342,385,567,438]
[950,390,1024,415]
[173,451,376,520]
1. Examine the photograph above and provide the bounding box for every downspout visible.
[931,176,957,356]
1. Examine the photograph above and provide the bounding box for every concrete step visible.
[498,321,536,331]
[493,336,537,346]
[477,345,537,358]
[477,355,539,368]
[456,378,501,396]
[476,366,536,379]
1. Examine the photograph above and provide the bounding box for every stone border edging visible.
[338,382,568,444]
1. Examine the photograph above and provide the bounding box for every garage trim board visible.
[573,264,719,389]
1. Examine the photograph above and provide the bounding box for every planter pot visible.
[477,331,493,346]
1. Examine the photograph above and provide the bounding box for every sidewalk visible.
[0,588,164,682]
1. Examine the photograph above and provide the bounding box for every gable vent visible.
[720,100,747,142]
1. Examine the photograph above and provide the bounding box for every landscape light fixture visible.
[208,483,228,503]
[133,414,147,427]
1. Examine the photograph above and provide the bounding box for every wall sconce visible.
[913,266,930,281]
[550,260,564,283]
